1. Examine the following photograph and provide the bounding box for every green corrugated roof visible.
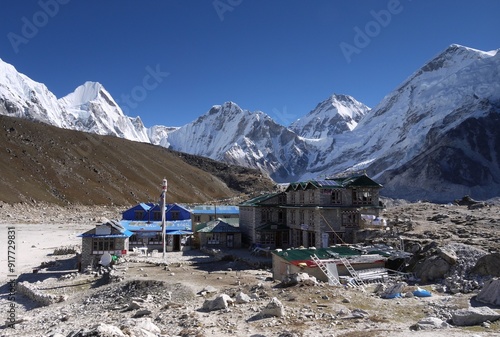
[285,174,382,192]
[273,247,361,262]
[239,193,280,206]
[196,219,240,233]
[328,174,383,188]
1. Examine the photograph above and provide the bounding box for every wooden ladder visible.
[311,254,342,286]
[339,257,365,288]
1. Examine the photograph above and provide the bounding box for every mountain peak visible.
[59,81,113,108]
[290,93,369,139]
[421,44,495,73]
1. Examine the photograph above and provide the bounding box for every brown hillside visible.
[0,115,275,205]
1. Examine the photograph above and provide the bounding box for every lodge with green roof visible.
[239,174,384,249]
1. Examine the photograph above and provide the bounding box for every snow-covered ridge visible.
[1,44,499,201]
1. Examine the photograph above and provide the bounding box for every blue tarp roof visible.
[190,205,239,214]
[167,230,193,235]
[120,219,192,232]
[78,230,133,239]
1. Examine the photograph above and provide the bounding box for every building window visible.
[262,208,272,222]
[299,191,304,204]
[331,190,342,205]
[153,211,162,221]
[308,210,315,225]
[134,211,144,220]
[278,210,283,224]
[259,232,275,245]
[290,210,296,225]
[207,233,220,245]
[299,210,305,224]
[290,193,296,204]
[309,191,315,204]
[148,233,163,245]
[130,234,140,245]
[307,231,315,247]
[352,189,373,205]
[194,215,201,222]
[292,229,303,247]
[171,211,180,220]
[342,212,359,227]
[282,230,289,245]
[92,238,115,253]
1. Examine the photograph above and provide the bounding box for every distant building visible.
[190,205,239,225]
[78,220,132,271]
[120,203,192,252]
[239,192,287,247]
[122,203,191,222]
[239,174,384,249]
[196,218,242,249]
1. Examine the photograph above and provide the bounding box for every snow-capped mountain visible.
[290,94,370,139]
[0,58,64,127]
[58,81,149,142]
[302,44,500,201]
[0,59,149,143]
[1,44,499,201]
[155,102,311,181]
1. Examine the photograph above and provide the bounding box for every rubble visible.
[1,200,500,336]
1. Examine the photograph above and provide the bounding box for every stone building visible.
[78,220,132,271]
[239,174,383,249]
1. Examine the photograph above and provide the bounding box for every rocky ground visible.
[1,198,500,337]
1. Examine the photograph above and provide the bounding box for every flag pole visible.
[161,178,167,260]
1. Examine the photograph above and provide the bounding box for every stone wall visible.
[17,281,67,306]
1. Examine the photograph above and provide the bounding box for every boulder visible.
[414,256,451,282]
[280,272,317,287]
[198,285,218,296]
[451,307,500,326]
[202,294,233,311]
[70,323,126,337]
[437,248,457,265]
[472,253,500,277]
[126,300,142,311]
[260,297,285,317]
[379,282,406,299]
[120,318,161,337]
[410,316,450,330]
[476,278,500,306]
[235,291,252,304]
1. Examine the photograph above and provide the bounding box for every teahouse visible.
[78,219,132,271]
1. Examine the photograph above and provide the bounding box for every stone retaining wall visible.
[17,281,67,306]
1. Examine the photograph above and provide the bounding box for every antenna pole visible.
[162,178,167,260]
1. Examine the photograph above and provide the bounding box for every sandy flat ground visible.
[0,223,92,284]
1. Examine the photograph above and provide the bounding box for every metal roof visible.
[239,193,281,206]
[79,231,133,239]
[197,219,241,233]
[272,245,399,265]
[120,219,192,232]
[79,220,133,238]
[285,174,382,192]
[167,230,193,235]
[191,205,239,214]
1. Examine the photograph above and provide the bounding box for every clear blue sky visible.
[1,0,499,127]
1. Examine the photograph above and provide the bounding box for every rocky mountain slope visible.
[335,45,500,202]
[0,115,275,205]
